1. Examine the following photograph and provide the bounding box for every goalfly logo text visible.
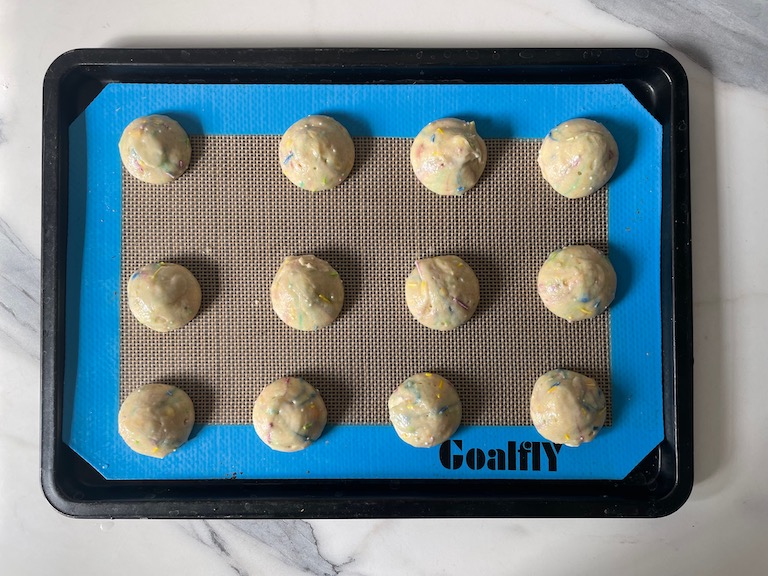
[439,439,563,472]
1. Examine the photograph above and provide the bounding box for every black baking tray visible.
[41,48,692,518]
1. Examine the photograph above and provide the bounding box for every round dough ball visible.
[537,245,616,322]
[118,383,195,458]
[279,115,355,191]
[270,255,344,331]
[118,114,192,184]
[410,118,487,196]
[530,369,606,447]
[405,255,479,330]
[388,373,462,448]
[252,377,328,452]
[538,118,618,199]
[127,262,202,332]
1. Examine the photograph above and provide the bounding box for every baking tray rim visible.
[40,47,693,519]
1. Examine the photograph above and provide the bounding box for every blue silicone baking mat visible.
[64,82,662,480]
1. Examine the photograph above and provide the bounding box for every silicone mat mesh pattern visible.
[120,135,611,426]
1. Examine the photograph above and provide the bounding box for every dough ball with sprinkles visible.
[279,115,355,191]
[118,383,195,458]
[118,114,192,184]
[410,118,487,196]
[270,255,344,331]
[537,245,616,322]
[530,369,606,447]
[388,372,462,448]
[127,262,202,332]
[405,255,479,330]
[252,377,328,452]
[537,118,618,199]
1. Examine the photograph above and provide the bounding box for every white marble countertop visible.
[2,0,767,573]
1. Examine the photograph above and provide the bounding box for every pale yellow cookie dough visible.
[118,383,195,458]
[127,262,202,332]
[279,115,355,191]
[530,369,606,447]
[538,118,618,199]
[405,255,479,330]
[118,114,192,185]
[537,245,616,322]
[252,377,328,452]
[410,118,487,196]
[270,255,344,331]
[388,372,462,448]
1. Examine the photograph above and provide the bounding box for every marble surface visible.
[590,0,768,92]
[2,0,768,574]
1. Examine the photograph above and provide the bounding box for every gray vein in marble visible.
[0,218,39,358]
[589,0,768,92]
[182,520,344,576]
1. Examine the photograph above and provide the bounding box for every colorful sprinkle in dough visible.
[405,255,479,330]
[537,245,616,322]
[530,369,606,447]
[252,377,328,452]
[410,118,487,196]
[118,114,192,185]
[537,118,618,199]
[127,262,202,332]
[388,373,462,448]
[270,255,344,331]
[278,115,355,191]
[118,383,195,458]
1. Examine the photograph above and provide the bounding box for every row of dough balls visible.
[125,255,480,333]
[118,366,606,459]
[116,374,453,458]
[118,114,619,198]
[127,247,617,335]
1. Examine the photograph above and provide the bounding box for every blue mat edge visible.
[64,82,663,480]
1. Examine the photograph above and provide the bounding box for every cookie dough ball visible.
[118,115,192,185]
[537,245,616,322]
[271,255,344,331]
[410,118,487,196]
[388,372,462,448]
[127,262,202,332]
[530,369,606,447]
[118,383,195,458]
[405,256,479,330]
[538,118,618,199]
[252,377,328,452]
[279,115,355,191]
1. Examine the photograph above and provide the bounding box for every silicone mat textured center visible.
[120,135,611,426]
